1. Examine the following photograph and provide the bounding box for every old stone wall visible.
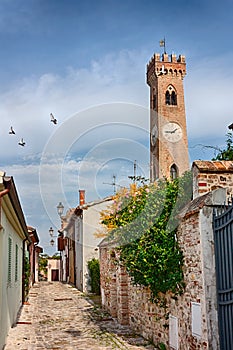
[128,212,209,349]
[100,190,222,349]
[100,244,117,318]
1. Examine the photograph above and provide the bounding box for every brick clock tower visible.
[147,52,189,181]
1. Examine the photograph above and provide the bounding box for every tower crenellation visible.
[147,53,186,86]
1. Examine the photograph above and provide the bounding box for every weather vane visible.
[159,37,166,54]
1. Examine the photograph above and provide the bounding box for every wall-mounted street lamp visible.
[57,202,64,217]
[55,202,65,282]
[49,227,57,246]
[49,227,54,237]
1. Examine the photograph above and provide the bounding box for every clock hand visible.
[165,129,177,134]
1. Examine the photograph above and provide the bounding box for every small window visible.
[170,164,178,180]
[153,164,157,181]
[165,85,177,106]
[153,95,156,109]
[8,237,12,283]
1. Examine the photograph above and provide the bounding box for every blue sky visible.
[1,0,233,254]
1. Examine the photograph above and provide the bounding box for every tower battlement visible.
[147,53,186,83]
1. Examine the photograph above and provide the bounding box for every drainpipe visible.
[0,188,10,197]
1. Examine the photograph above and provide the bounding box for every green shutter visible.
[8,237,12,283]
[15,244,18,281]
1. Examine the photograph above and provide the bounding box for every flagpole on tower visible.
[159,37,166,54]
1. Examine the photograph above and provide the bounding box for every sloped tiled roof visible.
[193,160,233,172]
[27,226,39,243]
[178,192,212,219]
[78,196,113,210]
[59,196,113,233]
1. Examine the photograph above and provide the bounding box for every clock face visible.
[151,125,157,146]
[162,122,182,142]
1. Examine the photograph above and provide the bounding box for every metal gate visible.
[213,205,233,350]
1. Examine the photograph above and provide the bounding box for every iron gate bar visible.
[213,204,233,350]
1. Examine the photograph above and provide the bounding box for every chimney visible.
[79,190,85,206]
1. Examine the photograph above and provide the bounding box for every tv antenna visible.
[103,175,125,194]
[128,160,149,184]
[128,160,137,183]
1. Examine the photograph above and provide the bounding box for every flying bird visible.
[9,126,16,134]
[50,113,57,124]
[18,138,26,147]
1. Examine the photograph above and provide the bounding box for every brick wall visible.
[193,160,233,199]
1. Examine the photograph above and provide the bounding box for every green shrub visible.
[24,256,30,299]
[88,258,100,295]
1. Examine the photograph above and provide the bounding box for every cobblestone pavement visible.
[4,282,157,350]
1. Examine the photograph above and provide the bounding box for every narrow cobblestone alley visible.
[4,282,156,350]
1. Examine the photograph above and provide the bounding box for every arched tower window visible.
[165,85,177,106]
[153,90,156,110]
[171,91,177,105]
[165,91,170,105]
[170,164,178,180]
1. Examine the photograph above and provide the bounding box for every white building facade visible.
[0,172,30,350]
[59,194,113,293]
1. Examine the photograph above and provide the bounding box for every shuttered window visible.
[8,237,12,283]
[15,244,19,281]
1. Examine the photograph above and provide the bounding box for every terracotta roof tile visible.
[193,160,233,172]
[178,192,212,219]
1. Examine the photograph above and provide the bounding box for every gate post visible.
[199,189,225,349]
[116,263,129,325]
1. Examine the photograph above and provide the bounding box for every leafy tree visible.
[51,252,60,259]
[39,254,48,277]
[212,132,233,160]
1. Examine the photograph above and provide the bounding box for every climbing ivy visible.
[24,256,30,299]
[101,171,192,302]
